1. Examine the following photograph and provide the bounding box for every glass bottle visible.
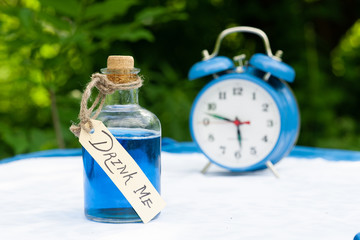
[82,56,161,223]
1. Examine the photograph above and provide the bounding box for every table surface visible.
[1,143,360,240]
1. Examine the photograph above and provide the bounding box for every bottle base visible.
[85,208,142,223]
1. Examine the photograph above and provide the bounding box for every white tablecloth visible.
[1,152,359,240]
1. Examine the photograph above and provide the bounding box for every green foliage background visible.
[0,0,360,159]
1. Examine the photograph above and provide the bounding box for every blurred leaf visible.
[83,0,138,20]
[1,128,29,155]
[136,6,188,25]
[93,24,154,42]
[38,0,81,18]
[38,12,72,31]
[29,128,57,151]
[19,8,34,29]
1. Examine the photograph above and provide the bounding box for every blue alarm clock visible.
[188,26,300,175]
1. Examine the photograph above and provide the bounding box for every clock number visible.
[250,147,257,155]
[262,135,268,142]
[262,103,269,112]
[203,118,210,126]
[233,87,243,96]
[220,146,226,154]
[219,91,226,100]
[234,151,241,159]
[252,92,256,100]
[208,103,216,111]
[208,134,214,142]
[267,120,273,127]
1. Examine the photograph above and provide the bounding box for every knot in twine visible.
[70,72,143,137]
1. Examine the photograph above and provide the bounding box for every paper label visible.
[79,119,165,223]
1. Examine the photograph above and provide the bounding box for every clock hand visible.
[236,125,242,148]
[207,113,251,125]
[234,117,244,148]
[207,113,248,148]
[206,113,234,123]
[233,119,251,126]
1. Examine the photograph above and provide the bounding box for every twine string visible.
[70,72,143,137]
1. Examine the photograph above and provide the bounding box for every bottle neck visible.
[105,89,139,106]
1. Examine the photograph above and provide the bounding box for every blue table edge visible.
[1,137,360,164]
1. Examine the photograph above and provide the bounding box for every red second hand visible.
[233,119,250,126]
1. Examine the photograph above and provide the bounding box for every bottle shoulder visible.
[97,104,161,133]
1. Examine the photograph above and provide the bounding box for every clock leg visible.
[201,161,212,174]
[265,161,280,178]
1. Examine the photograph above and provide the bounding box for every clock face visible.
[191,78,281,169]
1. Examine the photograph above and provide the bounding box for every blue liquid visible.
[82,129,161,223]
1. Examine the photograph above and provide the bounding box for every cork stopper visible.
[104,55,138,84]
[107,55,134,70]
